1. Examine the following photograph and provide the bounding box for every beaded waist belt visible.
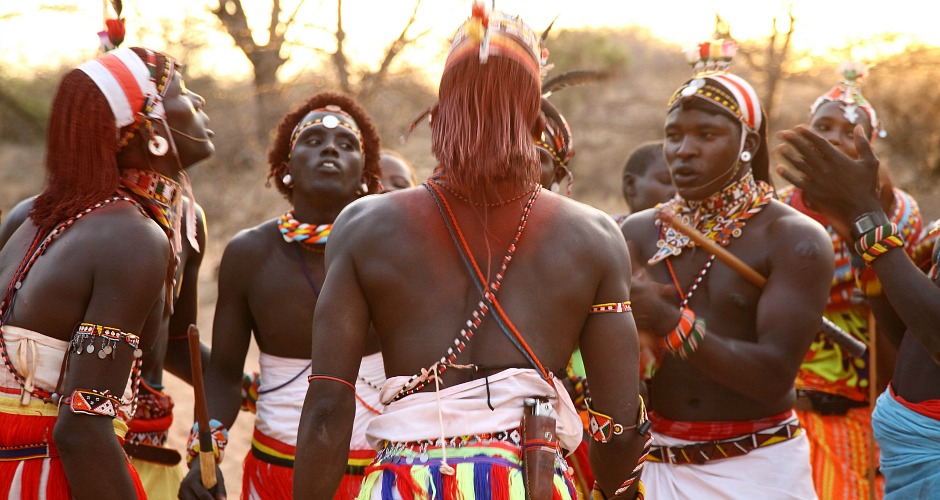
[382,427,523,454]
[0,443,56,461]
[649,421,802,465]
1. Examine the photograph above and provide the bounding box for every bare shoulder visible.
[221,218,279,264]
[764,200,831,243]
[84,202,170,262]
[619,207,659,240]
[331,188,422,244]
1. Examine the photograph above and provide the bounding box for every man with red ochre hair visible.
[178,91,385,500]
[294,4,649,499]
[0,43,213,499]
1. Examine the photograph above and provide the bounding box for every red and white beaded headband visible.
[288,106,363,159]
[78,47,170,135]
[667,40,762,132]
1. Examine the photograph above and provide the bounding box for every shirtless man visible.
[621,40,832,498]
[178,92,384,500]
[0,46,213,498]
[296,6,649,499]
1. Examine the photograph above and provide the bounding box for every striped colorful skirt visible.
[357,440,577,500]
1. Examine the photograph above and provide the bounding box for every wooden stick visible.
[656,206,868,358]
[188,324,218,490]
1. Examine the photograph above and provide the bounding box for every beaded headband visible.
[667,40,762,132]
[78,48,177,145]
[445,2,544,81]
[810,62,885,140]
[288,106,364,159]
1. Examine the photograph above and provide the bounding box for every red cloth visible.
[890,385,940,420]
[649,409,794,441]
[0,409,146,499]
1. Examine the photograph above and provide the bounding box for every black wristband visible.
[851,211,890,240]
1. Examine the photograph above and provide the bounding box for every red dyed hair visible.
[267,91,382,203]
[31,48,176,232]
[431,55,543,193]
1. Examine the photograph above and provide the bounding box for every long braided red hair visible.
[31,48,175,232]
[431,55,543,194]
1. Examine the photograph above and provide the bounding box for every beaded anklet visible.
[854,223,904,265]
[661,306,706,360]
[185,419,229,466]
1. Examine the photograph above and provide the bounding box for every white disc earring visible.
[282,173,293,186]
[358,182,369,195]
[740,150,752,162]
[148,135,169,156]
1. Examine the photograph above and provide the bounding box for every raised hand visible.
[775,125,883,224]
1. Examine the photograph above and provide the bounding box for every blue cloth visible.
[872,390,940,499]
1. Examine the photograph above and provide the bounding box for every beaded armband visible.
[185,419,229,466]
[70,322,144,360]
[661,307,705,360]
[590,301,632,314]
[854,223,904,265]
[586,396,651,443]
[61,389,121,418]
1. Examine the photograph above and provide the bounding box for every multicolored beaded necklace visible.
[120,168,183,253]
[650,171,775,265]
[0,196,146,406]
[278,210,330,252]
[391,182,541,402]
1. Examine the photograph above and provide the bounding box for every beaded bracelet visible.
[854,223,904,265]
[660,307,706,360]
[586,396,651,443]
[185,419,229,466]
[61,388,121,418]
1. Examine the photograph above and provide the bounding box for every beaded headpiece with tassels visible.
[667,39,771,185]
[810,62,886,141]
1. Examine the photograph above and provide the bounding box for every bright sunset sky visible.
[2,0,938,82]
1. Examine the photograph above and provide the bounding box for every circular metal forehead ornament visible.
[322,114,340,129]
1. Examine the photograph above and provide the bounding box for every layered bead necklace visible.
[278,210,330,254]
[650,171,775,265]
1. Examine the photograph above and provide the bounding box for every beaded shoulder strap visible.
[391,182,545,402]
[0,196,141,403]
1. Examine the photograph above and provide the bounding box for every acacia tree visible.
[716,6,796,121]
[212,0,429,140]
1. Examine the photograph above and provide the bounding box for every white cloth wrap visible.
[0,325,135,419]
[367,368,582,454]
[641,427,817,500]
[256,351,386,451]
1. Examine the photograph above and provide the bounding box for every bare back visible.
[318,185,638,394]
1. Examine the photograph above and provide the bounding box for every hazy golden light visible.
[2,0,939,82]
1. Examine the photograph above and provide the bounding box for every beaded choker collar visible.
[650,171,774,264]
[120,169,184,254]
[278,210,331,249]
